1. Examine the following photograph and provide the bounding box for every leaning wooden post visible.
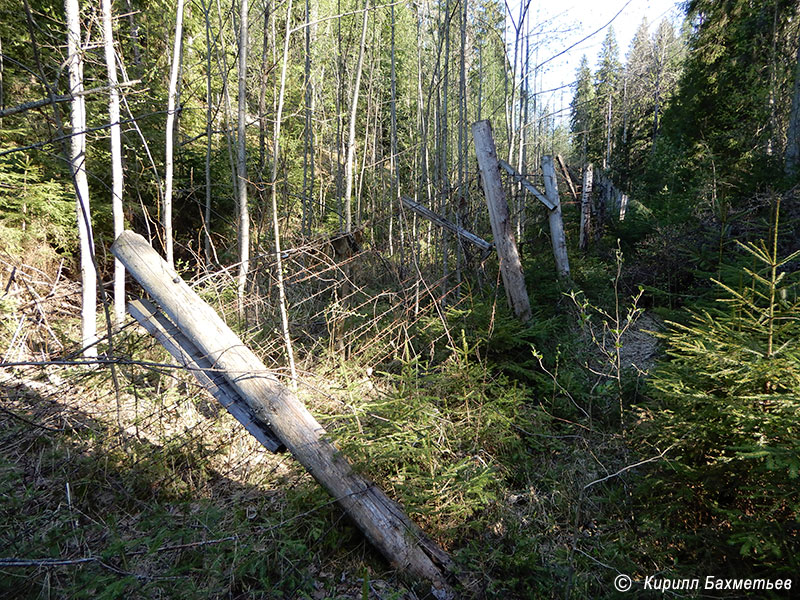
[578,163,593,251]
[111,231,454,592]
[471,120,532,322]
[542,156,571,279]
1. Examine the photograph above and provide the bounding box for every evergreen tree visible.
[570,54,595,166]
[593,28,621,169]
[647,0,800,209]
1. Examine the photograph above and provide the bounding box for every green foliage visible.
[643,0,799,211]
[0,148,75,256]
[643,214,800,570]
[330,341,540,537]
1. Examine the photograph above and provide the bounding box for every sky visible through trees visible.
[512,0,682,127]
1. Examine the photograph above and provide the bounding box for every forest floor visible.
[1,246,678,599]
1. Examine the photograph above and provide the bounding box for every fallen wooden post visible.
[472,120,532,323]
[542,156,571,279]
[401,195,492,253]
[128,298,285,453]
[112,231,455,593]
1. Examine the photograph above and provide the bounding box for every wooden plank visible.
[111,231,454,592]
[401,196,492,252]
[128,298,285,453]
[472,120,532,322]
[496,159,556,210]
[542,156,571,279]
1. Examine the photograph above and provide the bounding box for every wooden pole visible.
[556,154,578,201]
[111,231,453,591]
[401,196,492,253]
[128,299,285,453]
[579,163,593,251]
[471,120,532,322]
[542,156,571,279]
[619,193,628,221]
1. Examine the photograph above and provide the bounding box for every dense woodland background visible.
[1,0,799,597]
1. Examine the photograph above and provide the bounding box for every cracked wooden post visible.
[471,120,531,322]
[542,156,571,279]
[579,163,593,251]
[112,231,455,594]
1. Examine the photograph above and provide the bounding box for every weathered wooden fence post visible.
[542,156,571,279]
[579,163,593,251]
[619,193,629,221]
[111,231,454,593]
[471,120,532,322]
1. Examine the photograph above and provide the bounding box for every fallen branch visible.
[0,80,141,119]
[583,446,673,490]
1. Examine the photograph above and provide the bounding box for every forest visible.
[0,0,799,597]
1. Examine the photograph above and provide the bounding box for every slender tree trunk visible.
[65,0,97,357]
[344,0,369,233]
[301,0,315,237]
[216,0,240,208]
[272,0,298,387]
[123,0,142,68]
[237,0,250,314]
[785,40,800,178]
[259,0,270,177]
[201,0,216,264]
[102,0,125,329]
[164,0,185,267]
[389,1,399,258]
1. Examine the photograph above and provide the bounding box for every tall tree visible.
[593,28,621,169]
[237,0,249,311]
[102,0,125,329]
[786,41,800,177]
[344,0,369,233]
[65,0,96,357]
[570,54,595,166]
[163,0,185,268]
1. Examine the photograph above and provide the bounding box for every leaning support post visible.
[556,154,579,201]
[471,120,532,322]
[542,156,571,279]
[111,231,454,592]
[401,195,492,253]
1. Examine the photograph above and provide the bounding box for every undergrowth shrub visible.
[640,213,800,573]
[329,333,544,540]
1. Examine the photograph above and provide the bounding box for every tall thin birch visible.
[272,0,297,386]
[65,0,97,357]
[164,0,185,267]
[102,0,124,329]
[237,0,250,312]
[344,0,369,233]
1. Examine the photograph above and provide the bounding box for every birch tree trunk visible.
[344,0,369,233]
[237,0,250,313]
[272,0,298,387]
[65,0,97,357]
[164,0,185,267]
[102,0,124,330]
[202,0,215,263]
[785,41,800,178]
